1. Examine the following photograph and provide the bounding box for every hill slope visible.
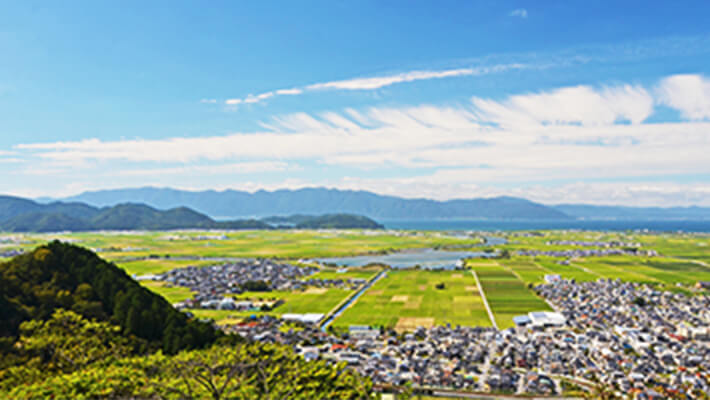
[60,187,572,219]
[0,242,218,353]
[263,213,384,229]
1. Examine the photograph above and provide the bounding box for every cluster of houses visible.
[546,240,642,248]
[160,234,229,241]
[157,261,367,309]
[223,277,709,398]
[534,278,710,397]
[0,249,24,258]
[228,318,560,395]
[515,248,658,258]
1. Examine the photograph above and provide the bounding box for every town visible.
[226,277,709,398]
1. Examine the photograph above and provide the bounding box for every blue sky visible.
[1,0,710,205]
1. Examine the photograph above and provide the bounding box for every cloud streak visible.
[12,74,710,205]
[223,64,529,106]
[509,8,528,18]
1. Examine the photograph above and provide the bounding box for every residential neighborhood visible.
[226,277,710,398]
[156,260,366,309]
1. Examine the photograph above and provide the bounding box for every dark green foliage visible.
[632,297,648,307]
[1,212,92,232]
[241,280,270,292]
[0,242,219,357]
[435,282,446,290]
[263,213,384,229]
[89,204,214,230]
[295,214,384,229]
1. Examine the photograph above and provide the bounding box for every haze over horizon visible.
[2,1,710,206]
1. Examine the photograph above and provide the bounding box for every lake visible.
[318,248,493,269]
[379,219,710,232]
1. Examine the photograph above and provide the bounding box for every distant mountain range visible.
[52,187,570,220]
[0,195,384,232]
[47,187,710,221]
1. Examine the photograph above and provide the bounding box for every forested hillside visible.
[262,213,384,229]
[0,242,218,354]
[0,244,375,399]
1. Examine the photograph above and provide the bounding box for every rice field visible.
[472,262,552,329]
[333,270,492,330]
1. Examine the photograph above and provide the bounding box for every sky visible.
[1,0,710,206]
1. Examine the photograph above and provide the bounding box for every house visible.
[544,274,561,284]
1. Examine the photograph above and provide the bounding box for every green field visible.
[472,262,552,329]
[20,230,482,262]
[118,258,219,276]
[333,270,492,330]
[139,281,195,303]
[4,229,710,330]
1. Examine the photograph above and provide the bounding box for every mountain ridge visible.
[53,187,572,220]
[0,195,386,232]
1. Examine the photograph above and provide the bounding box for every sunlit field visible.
[2,229,709,329]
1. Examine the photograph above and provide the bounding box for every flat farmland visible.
[48,230,484,264]
[177,288,354,325]
[333,270,492,330]
[473,263,551,329]
[304,267,381,281]
[118,259,219,276]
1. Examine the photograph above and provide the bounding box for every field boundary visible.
[318,269,386,330]
[471,270,497,330]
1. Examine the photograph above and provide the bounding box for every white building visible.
[528,311,566,328]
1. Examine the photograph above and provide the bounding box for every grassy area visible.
[30,230,484,264]
[235,288,352,316]
[472,262,551,329]
[118,259,218,276]
[305,267,381,281]
[334,270,492,330]
[6,229,709,329]
[139,281,194,303]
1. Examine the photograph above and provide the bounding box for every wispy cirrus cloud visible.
[509,8,528,18]
[223,64,529,106]
[216,34,710,108]
[16,74,710,178]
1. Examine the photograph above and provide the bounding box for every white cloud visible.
[305,68,479,91]
[472,84,654,127]
[221,63,529,105]
[200,99,217,104]
[275,88,303,95]
[657,74,710,120]
[13,75,710,205]
[116,161,290,177]
[509,8,528,18]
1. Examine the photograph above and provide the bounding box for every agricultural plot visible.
[533,258,600,281]
[170,288,354,325]
[473,263,551,329]
[235,288,352,316]
[118,259,218,276]
[333,270,492,330]
[304,267,381,281]
[499,260,547,284]
[62,230,484,263]
[139,281,194,304]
